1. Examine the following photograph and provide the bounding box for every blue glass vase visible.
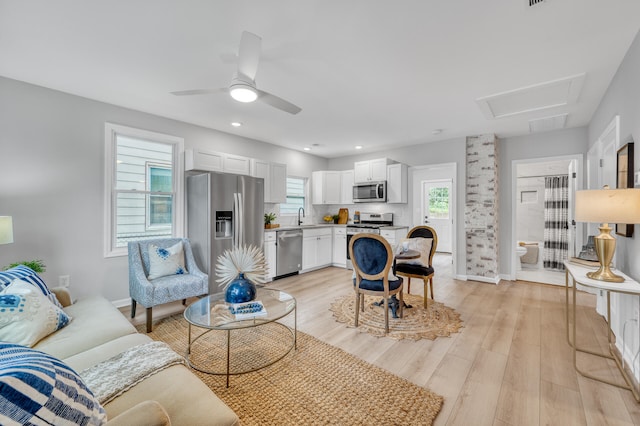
[225,273,256,304]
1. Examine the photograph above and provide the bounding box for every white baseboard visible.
[500,273,514,282]
[455,274,468,281]
[466,274,501,285]
[112,297,131,308]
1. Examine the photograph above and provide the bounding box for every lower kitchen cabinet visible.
[302,228,332,272]
[332,227,346,267]
[264,231,277,280]
[380,227,408,248]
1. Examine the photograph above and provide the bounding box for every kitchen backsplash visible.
[264,202,411,227]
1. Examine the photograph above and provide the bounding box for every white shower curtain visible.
[543,175,569,271]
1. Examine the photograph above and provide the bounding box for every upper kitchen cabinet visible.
[387,163,408,203]
[185,148,251,175]
[312,171,341,204]
[251,159,287,203]
[354,158,392,183]
[340,170,354,204]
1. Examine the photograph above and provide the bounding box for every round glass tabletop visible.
[184,288,296,330]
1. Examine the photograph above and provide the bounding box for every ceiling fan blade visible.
[237,31,262,80]
[171,88,227,96]
[257,89,302,115]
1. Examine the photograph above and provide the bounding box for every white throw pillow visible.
[0,279,72,347]
[396,237,433,268]
[147,242,187,280]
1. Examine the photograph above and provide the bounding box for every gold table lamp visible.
[575,187,640,282]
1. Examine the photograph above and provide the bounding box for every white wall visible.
[515,177,546,243]
[587,29,640,375]
[0,76,328,303]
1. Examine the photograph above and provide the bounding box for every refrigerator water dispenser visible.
[215,211,232,239]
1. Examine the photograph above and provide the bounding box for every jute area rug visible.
[138,315,443,425]
[330,293,463,340]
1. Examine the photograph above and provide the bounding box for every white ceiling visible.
[1,0,639,158]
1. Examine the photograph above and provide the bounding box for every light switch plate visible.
[635,171,640,187]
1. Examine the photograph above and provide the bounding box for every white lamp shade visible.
[0,216,13,244]
[575,188,640,224]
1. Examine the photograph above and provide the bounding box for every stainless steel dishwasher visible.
[276,229,302,278]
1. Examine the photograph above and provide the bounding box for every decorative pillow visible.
[396,237,433,268]
[0,279,71,347]
[0,265,62,308]
[0,343,106,426]
[147,241,187,280]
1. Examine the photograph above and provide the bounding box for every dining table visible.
[373,249,422,318]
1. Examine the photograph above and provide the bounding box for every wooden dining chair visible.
[394,226,438,308]
[349,233,404,334]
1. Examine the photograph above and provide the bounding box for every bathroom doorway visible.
[512,155,583,286]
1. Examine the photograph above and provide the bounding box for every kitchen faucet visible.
[297,207,305,226]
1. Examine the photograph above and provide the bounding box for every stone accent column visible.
[465,134,499,282]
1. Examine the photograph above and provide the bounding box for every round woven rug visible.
[330,293,463,340]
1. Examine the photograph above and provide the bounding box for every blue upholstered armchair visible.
[128,238,208,332]
[349,233,403,334]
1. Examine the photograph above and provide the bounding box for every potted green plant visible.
[3,259,46,273]
[264,212,279,229]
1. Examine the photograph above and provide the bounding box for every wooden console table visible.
[564,261,640,401]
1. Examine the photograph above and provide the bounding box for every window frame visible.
[104,123,184,258]
[279,176,308,216]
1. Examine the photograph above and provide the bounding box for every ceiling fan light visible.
[230,84,258,103]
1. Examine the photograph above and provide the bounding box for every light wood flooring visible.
[126,255,640,425]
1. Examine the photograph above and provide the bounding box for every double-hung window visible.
[104,123,184,257]
[279,177,307,215]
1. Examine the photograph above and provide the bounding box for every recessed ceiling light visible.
[231,122,242,127]
[303,147,311,151]
[355,145,363,150]
[432,129,442,135]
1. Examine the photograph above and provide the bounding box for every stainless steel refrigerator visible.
[186,172,264,293]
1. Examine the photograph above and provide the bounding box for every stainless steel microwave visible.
[353,181,386,203]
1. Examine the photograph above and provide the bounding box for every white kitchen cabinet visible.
[380,227,409,248]
[311,171,341,204]
[387,163,408,203]
[264,231,277,280]
[251,159,287,203]
[353,158,392,183]
[185,148,251,175]
[223,153,251,175]
[340,170,354,204]
[332,227,347,267]
[302,227,333,271]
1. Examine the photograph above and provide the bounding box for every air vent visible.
[529,113,568,133]
[527,0,546,6]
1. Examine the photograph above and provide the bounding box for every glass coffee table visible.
[183,288,296,387]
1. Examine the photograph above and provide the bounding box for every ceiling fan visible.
[171,31,302,115]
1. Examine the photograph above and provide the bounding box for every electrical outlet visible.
[59,275,70,288]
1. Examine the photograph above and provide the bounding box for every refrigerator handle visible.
[233,193,239,248]
[237,192,244,245]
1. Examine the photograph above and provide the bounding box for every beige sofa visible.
[34,290,239,426]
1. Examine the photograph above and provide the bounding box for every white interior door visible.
[421,179,452,252]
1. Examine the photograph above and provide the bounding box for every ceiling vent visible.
[476,73,585,120]
[527,0,547,7]
[528,113,568,133]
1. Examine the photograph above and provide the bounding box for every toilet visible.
[516,245,527,271]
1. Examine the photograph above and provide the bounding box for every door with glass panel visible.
[421,179,452,253]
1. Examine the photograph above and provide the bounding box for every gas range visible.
[346,213,393,269]
[346,213,393,234]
